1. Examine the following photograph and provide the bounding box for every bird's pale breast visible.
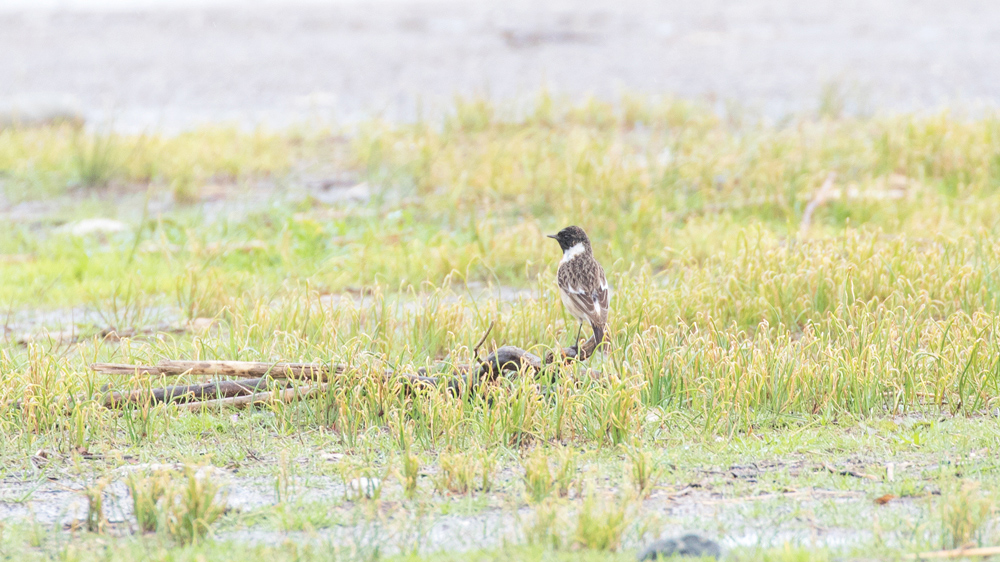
[559,287,592,323]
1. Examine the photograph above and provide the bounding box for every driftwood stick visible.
[91,335,601,386]
[91,361,342,380]
[88,334,605,411]
[428,336,602,383]
[90,363,162,376]
[477,345,543,380]
[473,336,600,380]
[157,360,337,379]
[542,334,600,364]
[90,373,439,410]
[102,377,280,407]
[176,383,329,411]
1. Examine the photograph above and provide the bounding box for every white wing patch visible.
[560,243,587,264]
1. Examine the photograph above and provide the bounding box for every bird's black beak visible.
[546,234,558,240]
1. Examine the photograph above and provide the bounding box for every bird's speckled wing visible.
[557,260,609,328]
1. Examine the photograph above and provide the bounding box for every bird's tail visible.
[591,323,605,348]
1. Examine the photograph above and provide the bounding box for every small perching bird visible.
[547,225,609,349]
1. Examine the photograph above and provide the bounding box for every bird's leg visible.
[573,322,583,350]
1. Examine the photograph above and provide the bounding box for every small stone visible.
[637,533,721,560]
[347,477,380,499]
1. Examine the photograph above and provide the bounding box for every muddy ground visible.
[0,453,930,555]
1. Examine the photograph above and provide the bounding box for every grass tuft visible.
[572,491,630,552]
[937,481,996,549]
[124,466,227,544]
[434,449,497,496]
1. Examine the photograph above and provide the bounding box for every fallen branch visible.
[101,377,280,407]
[477,345,544,378]
[92,361,340,380]
[160,360,337,379]
[91,333,599,386]
[472,334,601,381]
[90,363,162,376]
[176,383,329,411]
[87,329,604,411]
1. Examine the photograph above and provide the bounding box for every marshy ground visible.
[2,94,1000,561]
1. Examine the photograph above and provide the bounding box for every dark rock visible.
[637,533,722,560]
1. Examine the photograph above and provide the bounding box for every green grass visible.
[0,124,297,196]
[2,93,1000,560]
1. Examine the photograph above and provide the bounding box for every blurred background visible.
[2,0,997,132]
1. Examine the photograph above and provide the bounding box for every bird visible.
[547,225,609,350]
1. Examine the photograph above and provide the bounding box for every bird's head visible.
[547,225,590,252]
